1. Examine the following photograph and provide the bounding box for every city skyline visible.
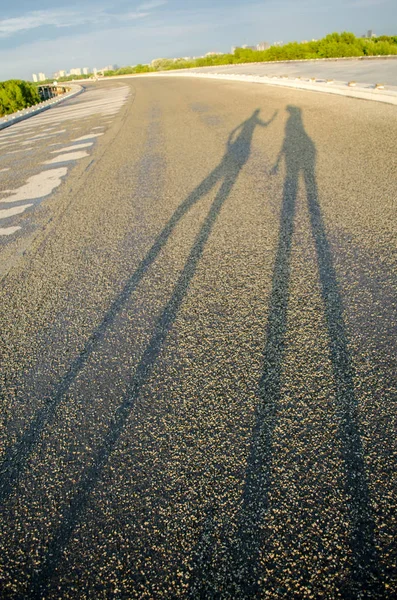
[31,64,120,82]
[1,0,396,81]
[29,29,383,84]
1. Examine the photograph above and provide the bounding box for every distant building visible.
[32,74,38,82]
[273,41,284,47]
[82,67,89,75]
[232,44,260,53]
[257,41,270,51]
[70,68,82,76]
[38,72,46,81]
[367,29,373,38]
[59,70,66,78]
[205,51,223,56]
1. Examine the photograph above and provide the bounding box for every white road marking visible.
[73,133,104,141]
[0,226,21,236]
[0,203,33,219]
[0,86,130,240]
[5,147,33,154]
[0,167,67,203]
[28,133,55,140]
[51,142,93,153]
[44,151,89,164]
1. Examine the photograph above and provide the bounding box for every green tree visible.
[94,31,397,80]
[0,79,41,117]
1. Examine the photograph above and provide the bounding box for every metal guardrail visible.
[37,84,71,101]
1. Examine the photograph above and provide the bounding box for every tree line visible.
[1,31,396,116]
[0,80,41,118]
[103,32,397,77]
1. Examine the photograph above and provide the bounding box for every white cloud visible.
[0,11,87,37]
[0,5,162,38]
[123,12,150,20]
[347,0,390,5]
[0,17,210,79]
[137,1,168,9]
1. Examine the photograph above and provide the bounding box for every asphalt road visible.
[0,78,396,599]
[187,58,397,88]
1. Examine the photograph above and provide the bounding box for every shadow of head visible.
[286,105,301,116]
[284,105,316,168]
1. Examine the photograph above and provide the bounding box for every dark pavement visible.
[0,77,396,598]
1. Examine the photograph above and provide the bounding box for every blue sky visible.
[1,0,396,80]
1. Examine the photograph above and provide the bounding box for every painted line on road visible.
[0,226,21,236]
[0,167,68,203]
[44,151,89,164]
[5,148,33,154]
[73,133,104,141]
[0,86,130,240]
[51,142,94,153]
[0,203,33,219]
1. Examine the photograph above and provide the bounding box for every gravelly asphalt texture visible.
[0,78,396,599]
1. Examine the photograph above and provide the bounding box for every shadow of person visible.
[0,109,277,508]
[228,105,379,598]
[227,109,272,165]
[24,108,277,597]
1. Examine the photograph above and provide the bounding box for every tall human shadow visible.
[0,109,276,506]
[229,106,379,597]
[26,109,277,597]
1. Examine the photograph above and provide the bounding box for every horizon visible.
[1,0,397,81]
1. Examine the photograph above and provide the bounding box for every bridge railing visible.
[0,84,83,131]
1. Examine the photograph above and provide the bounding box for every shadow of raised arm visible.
[227,121,244,148]
[258,109,278,128]
[227,109,278,149]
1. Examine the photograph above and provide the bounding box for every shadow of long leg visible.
[0,162,225,505]
[231,172,298,596]
[28,170,240,598]
[188,172,299,598]
[304,171,379,596]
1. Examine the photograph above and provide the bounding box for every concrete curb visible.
[179,55,397,69]
[134,71,397,106]
[0,84,84,132]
